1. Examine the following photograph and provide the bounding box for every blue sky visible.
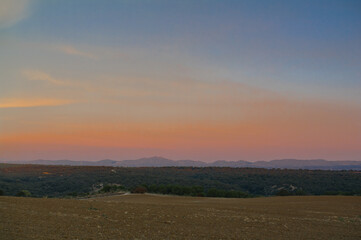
[10,1,360,96]
[5,1,361,87]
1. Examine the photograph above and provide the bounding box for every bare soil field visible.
[1,194,360,239]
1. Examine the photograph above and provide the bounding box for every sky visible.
[0,0,360,161]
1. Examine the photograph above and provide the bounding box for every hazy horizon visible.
[2,156,361,163]
[1,1,360,162]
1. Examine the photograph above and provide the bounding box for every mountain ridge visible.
[1,156,361,170]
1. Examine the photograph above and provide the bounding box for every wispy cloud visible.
[21,68,276,105]
[0,0,30,29]
[21,69,164,97]
[57,45,97,60]
[0,98,75,108]
[22,69,67,85]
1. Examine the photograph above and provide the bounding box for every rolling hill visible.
[3,157,361,170]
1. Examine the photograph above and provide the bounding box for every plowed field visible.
[1,195,360,239]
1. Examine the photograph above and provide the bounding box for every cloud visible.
[0,0,30,29]
[21,68,279,111]
[21,69,165,97]
[22,69,67,85]
[57,45,97,60]
[0,98,75,108]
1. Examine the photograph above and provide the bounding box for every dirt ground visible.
[0,194,360,239]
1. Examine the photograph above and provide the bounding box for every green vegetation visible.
[132,186,147,194]
[275,189,307,196]
[138,184,252,198]
[206,188,250,198]
[0,164,360,198]
[99,184,125,193]
[144,184,204,196]
[16,190,31,197]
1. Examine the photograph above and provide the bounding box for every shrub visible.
[294,189,307,196]
[275,189,291,196]
[101,185,113,193]
[16,190,31,197]
[132,186,147,194]
[67,192,78,197]
[207,188,225,197]
[100,184,125,193]
[0,189,3,196]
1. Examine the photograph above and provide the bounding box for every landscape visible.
[1,160,361,198]
[1,0,361,239]
[1,162,361,239]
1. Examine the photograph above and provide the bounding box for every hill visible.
[3,157,361,170]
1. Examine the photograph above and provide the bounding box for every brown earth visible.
[1,194,360,239]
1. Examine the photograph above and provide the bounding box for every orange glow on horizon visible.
[0,98,75,108]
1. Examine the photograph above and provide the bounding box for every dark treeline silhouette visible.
[0,164,360,198]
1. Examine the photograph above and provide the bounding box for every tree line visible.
[0,164,360,198]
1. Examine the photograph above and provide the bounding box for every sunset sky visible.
[1,0,360,161]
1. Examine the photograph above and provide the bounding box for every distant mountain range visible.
[2,157,361,170]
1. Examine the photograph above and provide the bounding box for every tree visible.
[132,186,147,194]
[100,184,125,193]
[16,190,31,197]
[207,188,225,197]
[275,189,291,196]
[294,189,307,196]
